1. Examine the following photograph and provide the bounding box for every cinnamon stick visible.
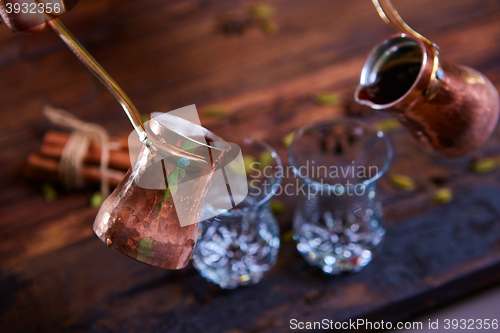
[26,153,126,187]
[40,143,131,171]
[44,130,129,150]
[41,130,131,171]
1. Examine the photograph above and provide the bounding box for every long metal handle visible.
[48,18,213,170]
[47,19,213,170]
[47,18,148,143]
[372,0,433,47]
[372,0,442,100]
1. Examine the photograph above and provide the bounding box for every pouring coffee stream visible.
[356,0,500,157]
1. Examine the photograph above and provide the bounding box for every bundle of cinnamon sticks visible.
[26,130,132,188]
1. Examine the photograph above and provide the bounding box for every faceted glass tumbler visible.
[288,118,392,274]
[192,134,282,289]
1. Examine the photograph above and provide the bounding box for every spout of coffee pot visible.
[354,33,438,111]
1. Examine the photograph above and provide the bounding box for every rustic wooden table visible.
[2,0,500,332]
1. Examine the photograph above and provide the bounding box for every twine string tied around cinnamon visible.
[43,106,110,197]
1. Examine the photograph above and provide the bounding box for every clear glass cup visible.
[192,134,282,289]
[288,118,392,274]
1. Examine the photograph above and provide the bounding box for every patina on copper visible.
[356,1,500,157]
[93,115,231,270]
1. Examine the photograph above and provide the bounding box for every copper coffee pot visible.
[355,0,500,157]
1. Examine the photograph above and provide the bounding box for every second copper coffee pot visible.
[356,0,500,157]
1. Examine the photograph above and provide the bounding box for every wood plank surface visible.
[1,0,500,332]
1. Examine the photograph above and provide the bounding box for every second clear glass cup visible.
[192,134,282,289]
[288,118,392,274]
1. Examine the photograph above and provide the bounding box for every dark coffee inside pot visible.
[357,39,423,105]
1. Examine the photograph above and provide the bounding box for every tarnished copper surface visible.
[93,114,230,270]
[399,53,499,157]
[93,158,200,270]
[356,34,500,157]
